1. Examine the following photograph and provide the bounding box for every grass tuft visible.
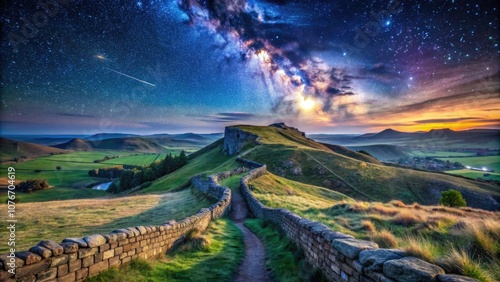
[370,229,398,248]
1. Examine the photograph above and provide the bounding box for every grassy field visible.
[239,125,499,206]
[408,150,476,157]
[249,172,500,282]
[102,154,166,166]
[0,187,213,253]
[88,219,243,282]
[0,186,107,203]
[437,156,500,172]
[445,169,500,181]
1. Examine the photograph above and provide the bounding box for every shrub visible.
[56,166,62,171]
[16,179,49,193]
[440,189,467,207]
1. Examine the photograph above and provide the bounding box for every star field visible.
[1,0,498,134]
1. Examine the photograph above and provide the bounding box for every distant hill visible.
[320,143,383,165]
[144,133,221,148]
[84,133,140,141]
[0,138,68,162]
[347,144,408,161]
[311,128,500,148]
[53,137,166,153]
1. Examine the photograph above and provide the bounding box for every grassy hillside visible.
[53,137,167,153]
[0,187,213,253]
[249,172,500,282]
[237,125,499,209]
[0,137,68,162]
[141,140,239,193]
[347,144,408,161]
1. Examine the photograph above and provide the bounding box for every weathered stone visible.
[83,234,106,248]
[82,256,94,267]
[60,242,78,254]
[62,238,88,248]
[383,257,445,282]
[35,267,57,281]
[333,239,378,259]
[103,234,118,243]
[76,267,89,280]
[135,226,147,235]
[359,249,408,271]
[437,274,480,282]
[0,269,14,280]
[58,264,68,276]
[78,247,97,258]
[50,254,68,267]
[37,241,63,256]
[323,231,354,242]
[0,254,25,268]
[57,271,75,282]
[14,259,50,279]
[15,252,42,265]
[68,259,81,272]
[28,246,52,259]
[17,274,35,282]
[89,259,108,276]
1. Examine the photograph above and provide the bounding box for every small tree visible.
[56,166,62,171]
[440,189,467,207]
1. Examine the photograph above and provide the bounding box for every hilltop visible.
[53,137,167,153]
[0,137,68,162]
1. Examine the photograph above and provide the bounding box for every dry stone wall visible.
[0,175,232,282]
[239,159,479,282]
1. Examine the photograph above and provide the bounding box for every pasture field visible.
[249,172,500,282]
[0,187,214,253]
[408,150,475,157]
[445,169,500,181]
[437,155,500,172]
[102,153,166,166]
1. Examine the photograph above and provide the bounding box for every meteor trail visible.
[103,67,156,87]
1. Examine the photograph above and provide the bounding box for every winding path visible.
[229,181,272,282]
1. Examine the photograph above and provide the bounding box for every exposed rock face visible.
[437,274,480,282]
[383,256,445,282]
[223,127,259,155]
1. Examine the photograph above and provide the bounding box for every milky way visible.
[1,0,498,134]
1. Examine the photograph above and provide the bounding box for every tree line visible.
[108,152,188,193]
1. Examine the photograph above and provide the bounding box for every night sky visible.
[1,0,499,135]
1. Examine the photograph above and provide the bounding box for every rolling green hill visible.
[0,137,68,162]
[53,137,167,153]
[347,144,408,161]
[230,124,499,210]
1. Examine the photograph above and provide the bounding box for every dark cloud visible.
[359,63,402,83]
[201,112,257,123]
[55,113,95,118]
[414,117,482,124]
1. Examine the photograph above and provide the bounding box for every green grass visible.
[245,219,326,282]
[219,174,245,190]
[249,172,500,281]
[87,219,244,282]
[408,150,476,157]
[0,187,107,203]
[142,142,239,193]
[0,187,213,253]
[437,156,500,172]
[102,154,166,166]
[445,169,500,181]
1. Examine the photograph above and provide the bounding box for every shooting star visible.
[103,67,156,87]
[95,54,113,61]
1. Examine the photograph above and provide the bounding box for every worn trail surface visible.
[230,184,272,282]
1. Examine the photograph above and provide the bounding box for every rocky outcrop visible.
[223,127,259,155]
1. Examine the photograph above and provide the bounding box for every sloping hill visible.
[347,144,408,161]
[84,133,140,141]
[0,138,68,162]
[53,137,166,153]
[320,143,382,164]
[229,125,500,210]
